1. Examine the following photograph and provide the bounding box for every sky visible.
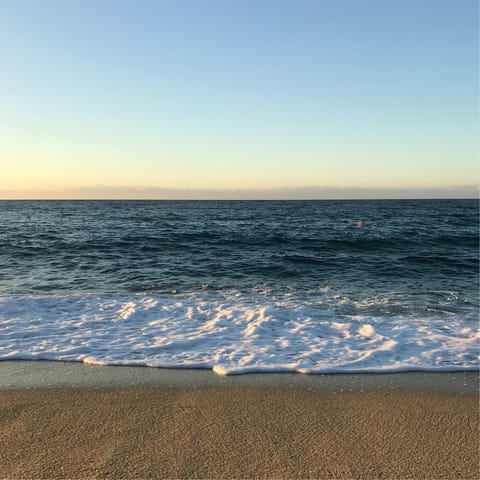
[0,0,478,199]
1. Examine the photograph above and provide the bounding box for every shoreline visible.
[0,360,478,394]
[1,361,478,478]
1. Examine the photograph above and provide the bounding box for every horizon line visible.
[1,197,478,201]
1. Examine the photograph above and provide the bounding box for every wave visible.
[1,291,478,375]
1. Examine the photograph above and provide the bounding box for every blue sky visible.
[0,0,478,198]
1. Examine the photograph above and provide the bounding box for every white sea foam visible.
[0,293,478,375]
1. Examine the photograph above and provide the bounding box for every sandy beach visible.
[1,383,478,479]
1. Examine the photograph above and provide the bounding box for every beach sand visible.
[0,385,478,479]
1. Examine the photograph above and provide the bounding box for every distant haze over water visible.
[0,185,478,200]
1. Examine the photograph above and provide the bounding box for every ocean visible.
[0,199,478,374]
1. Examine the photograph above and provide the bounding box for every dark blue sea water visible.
[0,200,478,374]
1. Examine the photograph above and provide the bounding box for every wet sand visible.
[0,386,478,479]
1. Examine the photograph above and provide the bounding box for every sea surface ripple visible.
[0,200,478,374]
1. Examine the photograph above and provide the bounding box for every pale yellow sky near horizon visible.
[2,141,478,197]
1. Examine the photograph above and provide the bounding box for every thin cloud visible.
[0,185,478,200]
